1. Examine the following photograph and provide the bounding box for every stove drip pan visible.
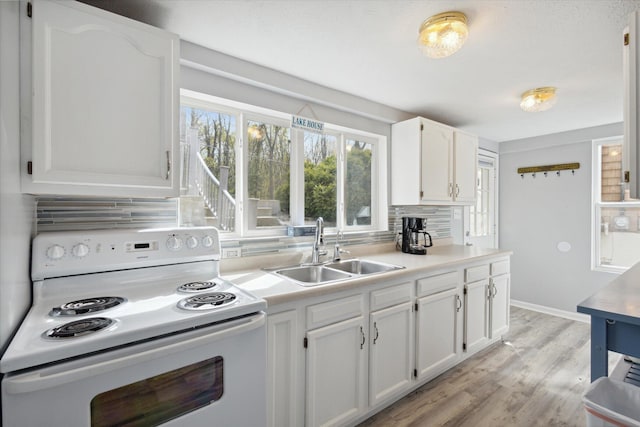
[45,317,114,339]
[178,292,237,310]
[177,281,219,293]
[50,297,125,316]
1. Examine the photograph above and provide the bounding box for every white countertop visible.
[221,243,512,306]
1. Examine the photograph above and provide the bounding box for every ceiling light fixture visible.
[418,11,468,59]
[520,87,557,112]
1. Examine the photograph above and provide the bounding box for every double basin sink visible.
[268,258,404,287]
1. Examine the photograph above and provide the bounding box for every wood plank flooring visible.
[358,306,616,427]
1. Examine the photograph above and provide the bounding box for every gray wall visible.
[0,2,35,351]
[500,123,623,313]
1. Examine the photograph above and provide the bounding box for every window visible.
[469,150,497,248]
[180,90,386,236]
[593,137,640,271]
[180,101,237,231]
[246,116,291,230]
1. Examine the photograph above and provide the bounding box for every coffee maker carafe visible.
[401,217,433,255]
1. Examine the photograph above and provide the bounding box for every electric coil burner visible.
[178,292,237,310]
[50,296,125,316]
[45,317,114,339]
[177,281,219,293]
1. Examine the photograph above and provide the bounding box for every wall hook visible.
[557,171,560,177]
[544,172,548,177]
[532,173,536,178]
[521,173,524,179]
[572,170,575,175]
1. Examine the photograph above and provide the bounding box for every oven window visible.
[91,356,223,427]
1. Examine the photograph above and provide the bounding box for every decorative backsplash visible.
[36,197,178,232]
[35,197,452,257]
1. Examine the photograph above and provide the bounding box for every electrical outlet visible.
[222,248,240,258]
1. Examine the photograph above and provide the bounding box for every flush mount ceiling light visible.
[520,87,557,112]
[418,11,468,59]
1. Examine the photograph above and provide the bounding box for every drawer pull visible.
[373,322,379,344]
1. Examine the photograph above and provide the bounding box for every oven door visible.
[2,313,266,427]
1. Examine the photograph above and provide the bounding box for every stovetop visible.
[0,227,266,373]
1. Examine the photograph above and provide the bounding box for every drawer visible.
[491,260,510,276]
[465,264,490,283]
[306,294,363,330]
[370,282,412,311]
[417,271,458,297]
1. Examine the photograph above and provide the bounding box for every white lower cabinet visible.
[489,260,511,339]
[267,310,298,427]
[306,315,367,427]
[267,256,510,427]
[463,278,489,355]
[368,282,414,406]
[416,287,462,380]
[490,274,510,337]
[415,271,463,382]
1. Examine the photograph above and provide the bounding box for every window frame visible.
[180,89,388,238]
[591,135,639,273]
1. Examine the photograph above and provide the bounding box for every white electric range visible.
[1,226,267,427]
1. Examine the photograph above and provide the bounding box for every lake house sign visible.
[291,115,324,133]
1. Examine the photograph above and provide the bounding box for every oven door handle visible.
[4,312,265,394]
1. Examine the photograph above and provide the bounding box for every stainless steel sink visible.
[273,265,352,286]
[325,259,404,275]
[269,258,404,286]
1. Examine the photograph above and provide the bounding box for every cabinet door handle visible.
[456,295,462,312]
[449,182,453,197]
[360,326,365,349]
[492,283,498,297]
[373,322,379,344]
[165,150,171,180]
[455,184,460,197]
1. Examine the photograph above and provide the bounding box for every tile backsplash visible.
[35,197,452,258]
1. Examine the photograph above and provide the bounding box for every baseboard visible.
[511,299,590,323]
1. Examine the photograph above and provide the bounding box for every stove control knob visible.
[46,244,66,260]
[71,243,90,258]
[201,235,214,248]
[166,236,183,251]
[186,236,199,249]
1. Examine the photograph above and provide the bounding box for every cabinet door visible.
[27,0,179,197]
[306,316,367,427]
[369,302,413,406]
[421,122,454,202]
[416,287,461,381]
[267,310,298,427]
[489,274,510,338]
[453,131,478,203]
[463,279,489,355]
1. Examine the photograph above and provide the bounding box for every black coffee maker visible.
[401,217,433,255]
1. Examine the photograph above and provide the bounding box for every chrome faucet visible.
[333,230,349,261]
[311,217,327,264]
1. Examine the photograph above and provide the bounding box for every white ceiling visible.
[84,0,640,142]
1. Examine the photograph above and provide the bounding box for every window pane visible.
[601,144,623,202]
[304,132,337,227]
[599,206,640,268]
[345,139,372,226]
[180,106,236,232]
[247,120,291,229]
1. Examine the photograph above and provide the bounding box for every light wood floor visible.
[358,306,611,427]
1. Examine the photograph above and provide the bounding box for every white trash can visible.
[583,377,640,427]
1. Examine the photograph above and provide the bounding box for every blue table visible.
[577,262,640,382]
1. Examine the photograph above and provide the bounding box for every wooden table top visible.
[578,261,640,325]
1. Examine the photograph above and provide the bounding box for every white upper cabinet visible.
[22,0,180,197]
[391,117,478,205]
